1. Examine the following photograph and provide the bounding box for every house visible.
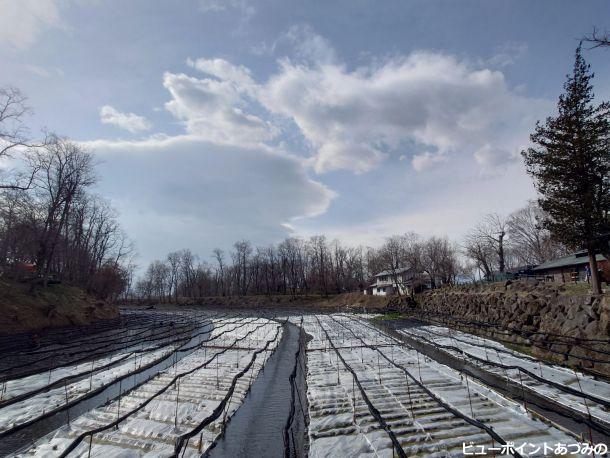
[532,250,609,283]
[364,267,431,296]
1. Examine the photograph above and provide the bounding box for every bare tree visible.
[212,248,226,296]
[0,89,132,296]
[0,188,38,266]
[421,236,459,287]
[466,213,509,275]
[463,230,495,279]
[32,137,96,284]
[583,28,610,49]
[180,249,197,298]
[309,235,329,295]
[0,87,42,190]
[232,240,252,295]
[508,202,567,265]
[166,250,182,303]
[147,260,171,302]
[0,87,30,161]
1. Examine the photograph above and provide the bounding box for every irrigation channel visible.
[0,308,608,457]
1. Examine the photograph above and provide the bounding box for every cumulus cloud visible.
[260,50,550,174]
[187,57,256,91]
[0,0,62,51]
[162,60,277,145]
[99,105,152,133]
[150,28,547,175]
[86,136,334,267]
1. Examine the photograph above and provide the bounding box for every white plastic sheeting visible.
[15,317,281,457]
[301,314,583,457]
[398,324,610,427]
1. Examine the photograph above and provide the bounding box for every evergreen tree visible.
[522,46,610,294]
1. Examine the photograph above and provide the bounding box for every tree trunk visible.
[498,232,505,273]
[588,250,602,295]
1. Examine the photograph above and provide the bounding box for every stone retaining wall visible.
[414,281,610,376]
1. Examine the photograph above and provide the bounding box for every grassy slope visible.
[0,278,118,335]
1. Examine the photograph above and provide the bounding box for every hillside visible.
[0,278,119,335]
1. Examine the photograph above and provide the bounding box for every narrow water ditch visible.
[207,322,309,458]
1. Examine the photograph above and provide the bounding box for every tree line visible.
[133,202,564,301]
[0,87,134,298]
[133,235,451,301]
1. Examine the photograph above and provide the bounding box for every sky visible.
[2,0,610,269]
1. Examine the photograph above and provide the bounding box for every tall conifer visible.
[522,46,610,294]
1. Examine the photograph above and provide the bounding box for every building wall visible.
[371,283,408,296]
[539,260,609,284]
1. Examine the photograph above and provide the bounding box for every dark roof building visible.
[533,250,608,283]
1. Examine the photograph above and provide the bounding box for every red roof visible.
[17,263,37,273]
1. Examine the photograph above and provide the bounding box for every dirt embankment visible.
[122,291,400,311]
[414,281,610,375]
[0,278,118,334]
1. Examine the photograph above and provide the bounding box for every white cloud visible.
[99,105,152,133]
[86,135,334,268]
[162,63,277,145]
[473,144,515,170]
[488,42,528,67]
[0,0,62,51]
[259,47,550,174]
[411,151,447,172]
[284,24,337,65]
[155,30,547,176]
[187,57,255,91]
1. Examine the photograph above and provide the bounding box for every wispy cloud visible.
[488,42,529,67]
[198,0,255,20]
[0,0,62,51]
[99,105,152,133]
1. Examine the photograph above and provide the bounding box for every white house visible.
[364,267,429,296]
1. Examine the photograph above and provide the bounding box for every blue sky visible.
[2,0,610,268]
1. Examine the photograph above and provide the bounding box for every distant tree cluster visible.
[133,233,463,301]
[463,202,568,280]
[0,87,135,299]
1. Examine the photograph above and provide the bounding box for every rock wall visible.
[414,281,610,376]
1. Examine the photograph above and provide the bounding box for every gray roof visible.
[374,267,413,277]
[533,251,607,271]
